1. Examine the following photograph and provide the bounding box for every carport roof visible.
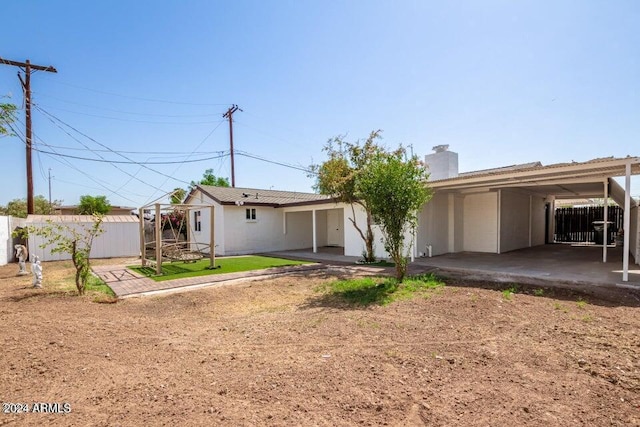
[429,156,640,196]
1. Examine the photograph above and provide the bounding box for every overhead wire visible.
[31,148,229,165]
[33,104,193,186]
[142,118,227,204]
[32,92,223,117]
[38,76,230,106]
[34,104,223,125]
[6,117,143,203]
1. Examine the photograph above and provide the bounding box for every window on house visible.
[245,208,256,220]
[194,210,201,232]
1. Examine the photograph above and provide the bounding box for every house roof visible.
[458,162,542,177]
[26,215,139,223]
[189,185,333,207]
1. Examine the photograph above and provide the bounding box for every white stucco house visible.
[184,147,639,281]
[183,185,395,259]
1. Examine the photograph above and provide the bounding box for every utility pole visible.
[223,104,242,187]
[0,57,57,214]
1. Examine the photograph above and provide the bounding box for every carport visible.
[421,157,640,283]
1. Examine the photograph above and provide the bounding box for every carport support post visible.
[214,206,216,268]
[155,203,162,275]
[603,181,608,263]
[139,208,146,267]
[623,163,631,281]
[312,209,317,253]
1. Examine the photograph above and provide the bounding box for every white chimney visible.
[424,145,458,180]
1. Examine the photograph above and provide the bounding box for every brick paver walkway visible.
[92,263,328,298]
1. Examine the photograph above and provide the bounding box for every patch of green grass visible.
[533,288,545,297]
[576,298,588,309]
[326,273,445,306]
[128,256,310,282]
[502,285,518,301]
[86,275,116,297]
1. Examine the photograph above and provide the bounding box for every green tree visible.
[0,195,61,217]
[170,187,186,204]
[189,169,230,190]
[26,215,104,295]
[0,101,16,137]
[358,147,432,281]
[77,195,111,215]
[310,131,384,262]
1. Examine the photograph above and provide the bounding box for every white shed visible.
[26,215,140,261]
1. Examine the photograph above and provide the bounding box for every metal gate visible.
[554,206,623,243]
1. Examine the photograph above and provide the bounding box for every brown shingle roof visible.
[194,185,332,207]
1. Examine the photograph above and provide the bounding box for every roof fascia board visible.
[433,171,616,191]
[430,158,640,189]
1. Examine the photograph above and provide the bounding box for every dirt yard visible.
[0,260,639,426]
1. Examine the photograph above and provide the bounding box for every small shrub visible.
[533,289,544,297]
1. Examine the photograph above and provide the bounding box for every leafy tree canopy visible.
[172,169,230,203]
[0,101,17,137]
[0,195,61,218]
[310,131,384,262]
[78,195,112,215]
[170,187,187,204]
[190,169,230,189]
[358,148,432,281]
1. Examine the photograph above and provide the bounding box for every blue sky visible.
[1,0,638,208]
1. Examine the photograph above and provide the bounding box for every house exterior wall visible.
[630,205,639,264]
[463,192,498,253]
[499,190,531,253]
[0,216,9,266]
[188,200,224,255]
[222,206,281,255]
[531,196,546,246]
[284,211,314,249]
[418,193,449,256]
[27,218,140,261]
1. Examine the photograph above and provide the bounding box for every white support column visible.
[623,163,631,281]
[283,211,287,234]
[496,190,502,254]
[312,209,317,253]
[528,195,532,247]
[603,180,608,263]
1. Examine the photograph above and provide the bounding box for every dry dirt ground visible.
[0,259,639,426]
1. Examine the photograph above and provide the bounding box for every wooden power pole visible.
[0,57,57,214]
[223,104,242,187]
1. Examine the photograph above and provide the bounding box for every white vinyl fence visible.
[1,216,27,266]
[26,215,140,261]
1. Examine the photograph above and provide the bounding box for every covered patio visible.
[422,156,640,283]
[412,244,640,288]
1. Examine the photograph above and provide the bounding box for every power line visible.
[32,147,229,164]
[235,150,314,174]
[142,118,228,204]
[33,92,223,117]
[34,103,223,125]
[33,105,193,186]
[26,143,216,156]
[5,119,142,203]
[39,76,230,106]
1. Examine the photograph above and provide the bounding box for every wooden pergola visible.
[138,202,215,275]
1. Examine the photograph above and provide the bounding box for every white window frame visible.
[245,208,257,222]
